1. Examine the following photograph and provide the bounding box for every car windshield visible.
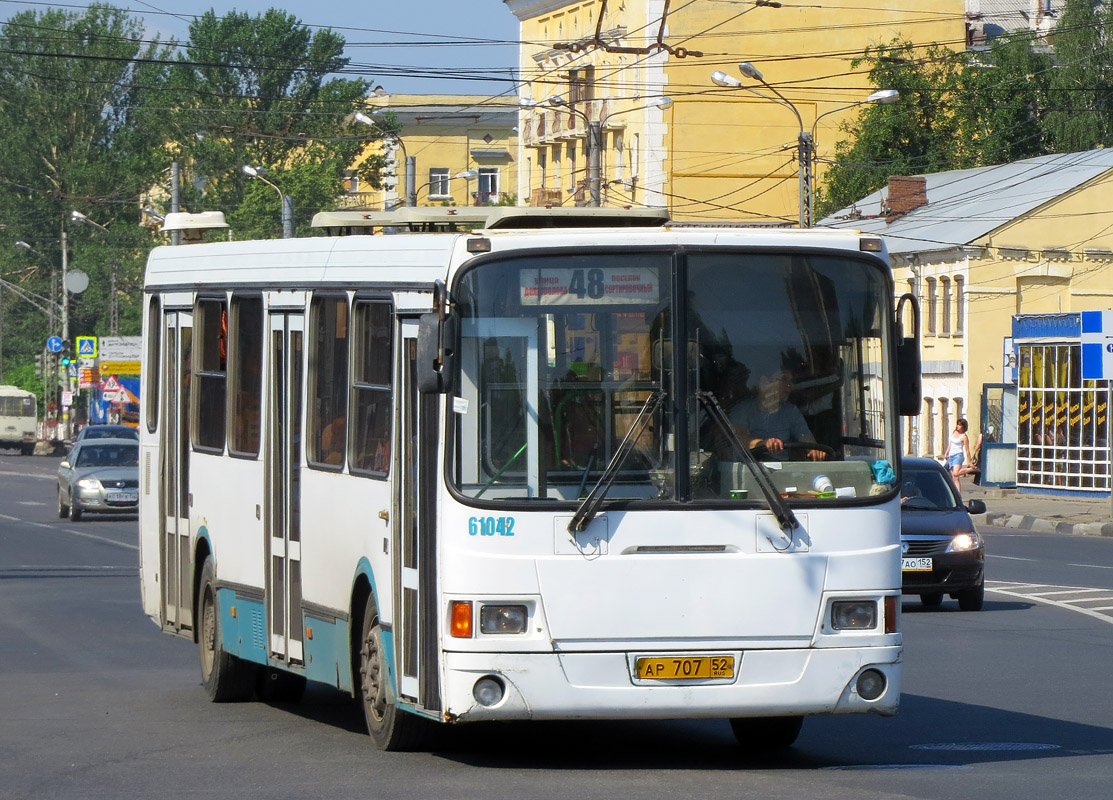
[83,427,138,440]
[75,443,139,468]
[900,468,959,510]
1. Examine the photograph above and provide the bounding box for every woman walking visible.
[947,418,974,490]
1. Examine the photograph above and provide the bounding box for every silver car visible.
[57,438,140,521]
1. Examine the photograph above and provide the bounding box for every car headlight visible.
[77,478,102,490]
[946,532,981,552]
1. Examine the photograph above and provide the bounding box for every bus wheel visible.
[729,716,804,749]
[257,666,306,703]
[198,558,256,702]
[359,594,424,751]
[21,443,34,456]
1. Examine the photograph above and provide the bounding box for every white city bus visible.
[139,207,919,750]
[0,385,37,455]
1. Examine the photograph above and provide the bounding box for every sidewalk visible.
[962,481,1113,537]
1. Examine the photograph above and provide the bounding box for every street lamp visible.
[354,110,415,208]
[70,209,109,233]
[242,165,294,238]
[522,94,673,207]
[712,64,897,227]
[15,238,67,342]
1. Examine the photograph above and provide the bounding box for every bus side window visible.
[308,293,349,469]
[194,297,227,452]
[350,299,393,476]
[229,294,263,457]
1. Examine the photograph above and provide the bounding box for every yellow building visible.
[342,95,518,210]
[826,149,1113,494]
[504,0,965,221]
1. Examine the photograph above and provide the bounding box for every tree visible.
[1043,0,1113,152]
[164,9,390,239]
[0,3,173,372]
[819,0,1111,218]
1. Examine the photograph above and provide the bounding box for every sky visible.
[7,1,523,97]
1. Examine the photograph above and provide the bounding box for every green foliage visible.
[0,4,391,377]
[819,0,1110,218]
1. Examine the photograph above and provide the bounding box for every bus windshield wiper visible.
[567,391,662,534]
[697,391,799,533]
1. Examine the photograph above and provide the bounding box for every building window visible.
[428,168,449,197]
[350,299,393,476]
[926,277,937,335]
[955,276,965,335]
[309,294,349,470]
[229,294,263,457]
[477,167,499,203]
[342,170,359,194]
[193,297,227,452]
[941,276,951,334]
[613,130,625,181]
[569,66,594,104]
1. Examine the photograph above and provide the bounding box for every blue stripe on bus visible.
[355,557,399,699]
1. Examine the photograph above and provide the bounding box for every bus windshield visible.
[450,249,896,504]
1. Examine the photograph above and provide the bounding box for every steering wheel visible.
[753,441,837,461]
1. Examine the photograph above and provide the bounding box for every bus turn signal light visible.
[450,601,473,638]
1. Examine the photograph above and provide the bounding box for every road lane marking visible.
[1069,563,1113,570]
[0,470,55,480]
[21,520,138,551]
[16,501,45,506]
[987,554,1036,562]
[988,581,1113,625]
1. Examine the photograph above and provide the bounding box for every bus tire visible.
[359,593,424,751]
[57,489,69,519]
[257,666,306,703]
[729,716,804,749]
[198,557,256,702]
[21,443,34,456]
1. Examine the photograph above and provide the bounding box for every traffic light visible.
[60,340,73,366]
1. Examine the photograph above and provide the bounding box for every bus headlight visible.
[831,600,877,630]
[480,604,527,634]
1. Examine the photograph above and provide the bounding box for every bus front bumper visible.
[440,645,901,722]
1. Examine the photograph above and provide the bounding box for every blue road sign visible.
[47,336,63,353]
[76,336,97,358]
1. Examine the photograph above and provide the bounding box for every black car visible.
[900,456,986,611]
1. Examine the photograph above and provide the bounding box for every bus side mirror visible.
[416,312,457,394]
[896,336,921,416]
[895,293,921,416]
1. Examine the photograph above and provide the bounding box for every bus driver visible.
[730,368,827,461]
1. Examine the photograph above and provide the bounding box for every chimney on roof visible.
[884,176,927,223]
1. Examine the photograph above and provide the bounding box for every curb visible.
[984,511,1113,537]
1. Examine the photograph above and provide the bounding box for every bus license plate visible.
[635,655,735,680]
[902,557,933,571]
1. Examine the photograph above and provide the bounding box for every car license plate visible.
[635,655,735,680]
[902,557,933,571]
[107,491,138,503]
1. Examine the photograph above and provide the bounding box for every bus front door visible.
[395,320,440,712]
[160,311,192,635]
[265,312,305,665]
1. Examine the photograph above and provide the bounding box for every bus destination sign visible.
[520,267,659,306]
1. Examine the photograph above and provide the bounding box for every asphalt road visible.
[2,450,1112,799]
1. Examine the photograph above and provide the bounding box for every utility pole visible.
[405,155,417,208]
[798,131,814,228]
[587,120,603,207]
[171,161,182,246]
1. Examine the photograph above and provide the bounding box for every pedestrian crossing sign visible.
[76,335,98,358]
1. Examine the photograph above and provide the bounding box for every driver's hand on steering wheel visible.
[806,448,827,461]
